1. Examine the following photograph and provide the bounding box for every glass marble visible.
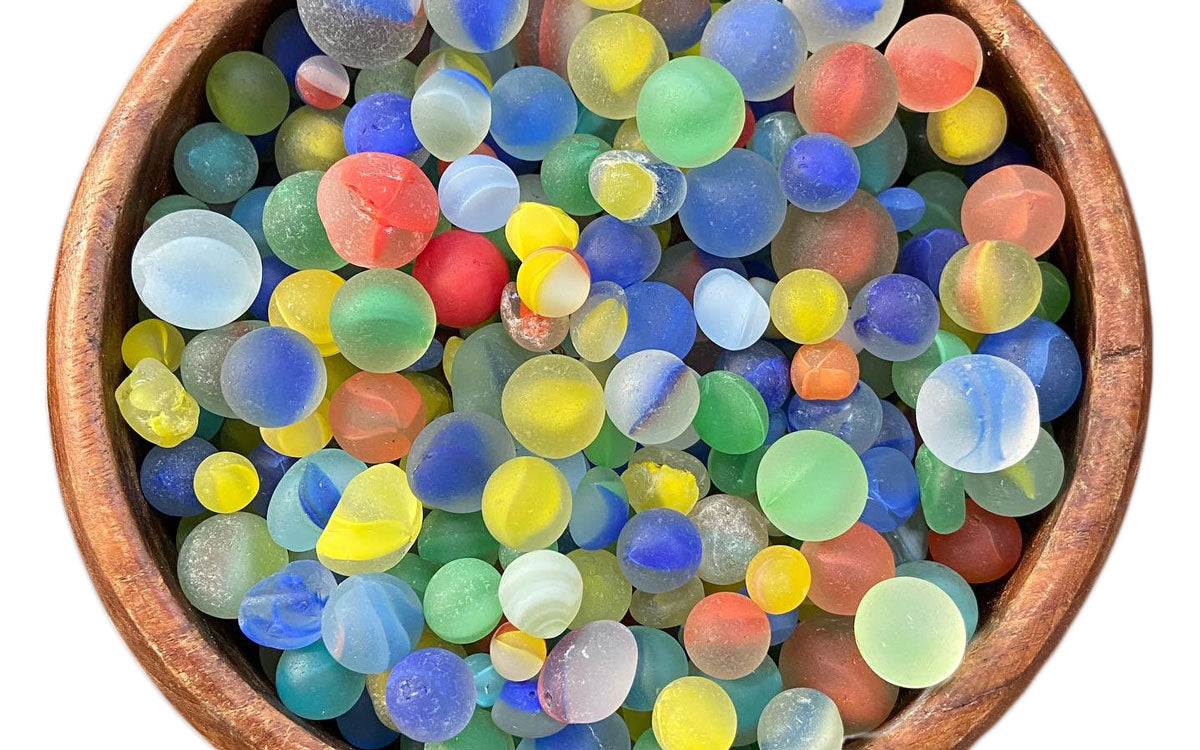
[850,274,941,362]
[679,149,787,259]
[770,269,848,345]
[276,641,365,720]
[976,316,1082,421]
[322,573,424,673]
[896,560,979,639]
[317,152,439,269]
[652,676,736,750]
[297,0,426,69]
[588,150,686,226]
[412,69,493,161]
[885,14,983,113]
[386,648,476,742]
[701,0,805,101]
[771,191,899,297]
[785,0,904,52]
[780,134,862,213]
[854,577,967,688]
[793,42,898,147]
[539,620,639,723]
[425,0,528,53]
[757,688,844,750]
[491,66,579,161]
[683,592,770,679]
[174,123,259,204]
[928,500,1023,583]
[116,359,199,448]
[756,430,869,541]
[617,508,703,593]
[275,106,349,178]
[423,558,504,644]
[786,381,883,455]
[408,412,516,513]
[939,240,1042,334]
[178,512,288,619]
[502,355,605,458]
[636,56,746,168]
[790,340,860,401]
[316,463,423,575]
[963,427,1064,517]
[219,326,326,428]
[132,210,262,330]
[927,87,1007,166]
[688,494,769,585]
[570,466,630,550]
[329,269,437,372]
[568,13,669,119]
[604,350,700,445]
[916,354,1040,473]
[440,155,521,232]
[746,545,812,615]
[482,456,573,551]
[693,371,770,455]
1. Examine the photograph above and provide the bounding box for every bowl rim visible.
[47,1,1151,748]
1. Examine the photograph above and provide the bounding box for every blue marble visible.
[977,317,1083,421]
[569,467,630,550]
[407,412,516,513]
[322,573,424,674]
[717,340,792,410]
[492,678,566,739]
[871,400,916,460]
[576,216,662,288]
[231,186,273,255]
[850,274,941,362]
[915,354,1040,473]
[336,690,400,749]
[466,652,505,707]
[246,443,297,515]
[344,93,421,156]
[859,446,920,532]
[786,381,884,454]
[780,133,861,212]
[140,437,217,516]
[897,228,968,297]
[490,66,579,161]
[220,326,326,427]
[616,508,703,594]
[239,559,336,649]
[679,149,787,258]
[386,648,476,742]
[262,9,322,87]
[877,186,926,232]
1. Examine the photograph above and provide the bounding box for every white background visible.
[3,1,1195,747]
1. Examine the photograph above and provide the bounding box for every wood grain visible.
[47,1,1150,748]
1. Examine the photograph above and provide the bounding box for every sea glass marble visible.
[483,456,573,551]
[684,593,771,679]
[297,0,425,69]
[778,614,898,734]
[801,522,895,615]
[132,210,262,330]
[499,549,584,638]
[916,354,1040,473]
[503,354,605,458]
[386,648,476,742]
[854,577,967,688]
[652,676,736,750]
[757,431,869,541]
[617,508,703,593]
[757,688,844,750]
[317,152,439,269]
[316,463,422,575]
[568,13,669,120]
[604,350,700,445]
[785,0,904,52]
[423,557,504,644]
[321,573,424,673]
[636,56,746,168]
[116,359,200,448]
[701,0,806,101]
[276,641,364,720]
[793,43,898,147]
[178,512,288,619]
[885,14,983,113]
[679,149,787,259]
[238,559,336,650]
[539,620,639,723]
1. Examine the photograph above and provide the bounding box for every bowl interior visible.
[49,1,1149,748]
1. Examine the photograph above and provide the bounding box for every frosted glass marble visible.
[916,355,1039,473]
[498,549,584,638]
[132,210,262,330]
[538,620,638,723]
[693,269,771,351]
[757,688,844,750]
[439,155,521,232]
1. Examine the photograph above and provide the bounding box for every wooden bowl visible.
[47,1,1151,748]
